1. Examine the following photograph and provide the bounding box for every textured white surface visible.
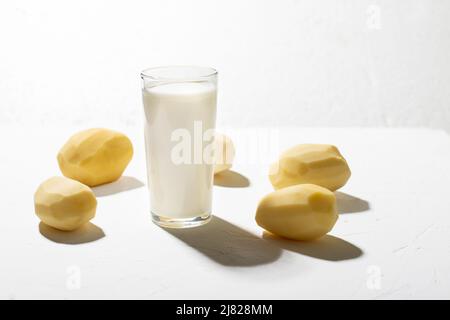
[1,0,450,131]
[1,125,449,299]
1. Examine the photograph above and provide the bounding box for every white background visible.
[2,126,450,299]
[0,0,449,131]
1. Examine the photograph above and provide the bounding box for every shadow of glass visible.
[263,232,363,261]
[335,191,370,214]
[92,176,145,197]
[39,222,105,244]
[163,216,281,266]
[214,170,250,188]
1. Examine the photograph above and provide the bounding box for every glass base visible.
[151,212,211,229]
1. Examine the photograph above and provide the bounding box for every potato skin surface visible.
[57,128,133,187]
[255,184,338,241]
[34,176,97,231]
[269,144,351,191]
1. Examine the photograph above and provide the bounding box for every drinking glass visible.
[141,66,218,228]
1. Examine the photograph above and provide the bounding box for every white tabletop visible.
[1,125,449,299]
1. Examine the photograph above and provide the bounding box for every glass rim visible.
[140,65,218,81]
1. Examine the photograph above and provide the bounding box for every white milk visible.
[142,82,217,219]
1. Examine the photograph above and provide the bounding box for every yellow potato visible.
[57,128,133,187]
[214,133,235,174]
[34,176,97,231]
[269,144,351,191]
[255,184,338,241]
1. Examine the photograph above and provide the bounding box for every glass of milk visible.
[141,66,218,228]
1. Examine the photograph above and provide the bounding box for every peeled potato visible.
[57,128,133,187]
[34,176,97,231]
[255,184,338,241]
[214,133,235,174]
[269,144,351,191]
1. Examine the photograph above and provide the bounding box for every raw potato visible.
[255,184,338,241]
[269,144,351,191]
[214,133,235,174]
[58,128,133,187]
[34,176,97,231]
